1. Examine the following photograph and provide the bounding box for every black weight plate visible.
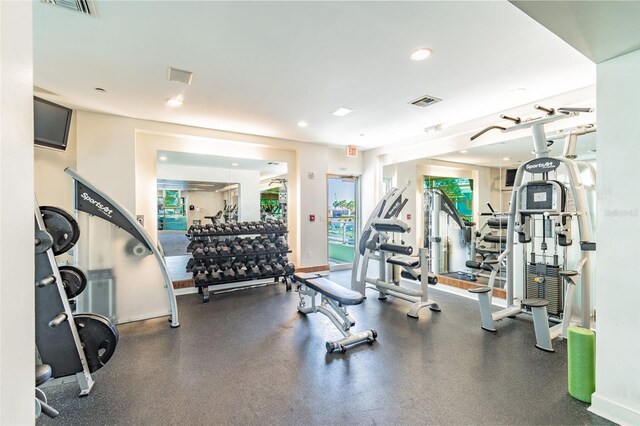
[74,313,119,373]
[58,265,87,299]
[40,206,80,255]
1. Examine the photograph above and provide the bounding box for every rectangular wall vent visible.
[410,94,442,108]
[167,68,194,85]
[42,0,96,16]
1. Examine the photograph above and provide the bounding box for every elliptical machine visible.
[467,105,596,352]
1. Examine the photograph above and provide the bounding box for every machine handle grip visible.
[534,104,555,115]
[48,313,68,328]
[500,114,521,124]
[379,243,413,255]
[557,107,593,114]
[486,203,495,213]
[470,125,507,141]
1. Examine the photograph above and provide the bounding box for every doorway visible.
[327,175,359,271]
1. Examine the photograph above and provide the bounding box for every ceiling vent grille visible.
[167,68,194,85]
[409,94,442,108]
[42,0,96,15]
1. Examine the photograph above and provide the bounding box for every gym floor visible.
[37,271,612,425]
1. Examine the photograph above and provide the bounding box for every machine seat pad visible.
[487,217,509,229]
[465,260,493,272]
[386,255,420,268]
[483,234,506,244]
[293,273,363,306]
[468,286,491,294]
[522,298,549,308]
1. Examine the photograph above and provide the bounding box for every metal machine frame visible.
[469,106,596,351]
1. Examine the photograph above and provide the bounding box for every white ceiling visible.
[157,179,230,192]
[512,1,640,63]
[33,1,596,150]
[157,150,288,179]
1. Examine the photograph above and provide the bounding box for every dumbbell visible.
[263,222,274,232]
[251,265,261,278]
[209,271,222,284]
[223,268,236,281]
[253,243,266,253]
[207,263,219,274]
[256,255,267,266]
[284,263,295,274]
[193,247,205,257]
[242,243,254,254]
[260,264,274,276]
[194,271,208,286]
[218,244,231,256]
[265,243,277,253]
[246,259,257,269]
[256,223,266,232]
[235,267,248,280]
[186,258,196,272]
[231,243,244,255]
[219,260,232,270]
[273,264,285,276]
[239,225,249,233]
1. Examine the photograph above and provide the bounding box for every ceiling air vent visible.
[409,94,442,108]
[167,68,194,85]
[42,0,96,16]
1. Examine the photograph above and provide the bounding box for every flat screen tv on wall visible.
[34,96,73,151]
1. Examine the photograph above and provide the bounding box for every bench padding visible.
[294,273,363,306]
[387,255,420,268]
[487,217,509,229]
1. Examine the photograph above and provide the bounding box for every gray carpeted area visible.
[37,271,612,425]
[158,231,190,257]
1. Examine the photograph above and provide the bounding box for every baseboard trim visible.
[296,265,330,273]
[589,392,640,425]
[436,275,506,299]
[173,279,194,289]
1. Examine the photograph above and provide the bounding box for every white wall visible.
[0,2,34,423]
[157,163,260,221]
[181,190,224,225]
[589,48,640,425]
[55,111,364,271]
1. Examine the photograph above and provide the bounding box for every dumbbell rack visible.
[34,198,95,395]
[186,220,295,303]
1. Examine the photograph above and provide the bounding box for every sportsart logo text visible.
[524,158,560,173]
[525,161,555,171]
[81,192,114,218]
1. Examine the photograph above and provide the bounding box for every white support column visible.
[0,2,35,424]
[589,48,640,425]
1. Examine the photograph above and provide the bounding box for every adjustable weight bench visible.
[294,272,377,353]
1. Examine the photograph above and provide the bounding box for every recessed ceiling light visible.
[460,150,468,154]
[332,107,352,117]
[166,96,183,107]
[231,163,239,166]
[360,133,365,137]
[297,121,308,128]
[267,162,279,166]
[410,47,433,61]
[159,156,168,161]
[503,157,511,161]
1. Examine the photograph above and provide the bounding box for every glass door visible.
[327,175,359,271]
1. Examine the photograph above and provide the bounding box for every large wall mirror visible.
[154,151,288,280]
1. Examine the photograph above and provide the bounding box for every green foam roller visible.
[568,326,596,403]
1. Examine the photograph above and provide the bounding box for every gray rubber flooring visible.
[158,231,190,257]
[37,271,613,425]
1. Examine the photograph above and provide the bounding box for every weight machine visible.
[468,105,596,352]
[352,186,440,318]
[424,188,475,276]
